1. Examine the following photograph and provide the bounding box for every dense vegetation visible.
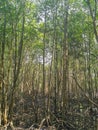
[0,0,98,129]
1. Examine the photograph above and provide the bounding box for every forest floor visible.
[3,92,98,130]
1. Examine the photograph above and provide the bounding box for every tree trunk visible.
[8,6,25,121]
[62,1,69,111]
[86,0,98,42]
[1,3,7,125]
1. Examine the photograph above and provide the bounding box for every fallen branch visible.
[72,74,98,108]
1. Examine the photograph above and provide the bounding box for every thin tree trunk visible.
[1,3,7,125]
[62,1,69,111]
[53,0,58,113]
[86,0,98,42]
[8,7,25,121]
[42,3,47,117]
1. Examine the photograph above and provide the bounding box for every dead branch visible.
[72,74,98,108]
